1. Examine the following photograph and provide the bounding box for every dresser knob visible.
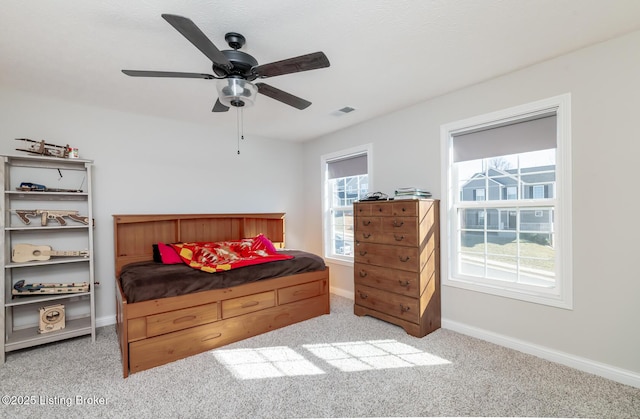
[359,292,368,300]
[394,234,404,241]
[399,304,410,313]
[398,280,410,287]
[378,208,383,212]
[359,270,368,278]
[363,220,371,226]
[393,220,404,227]
[399,256,410,262]
[363,233,371,239]
[359,250,368,256]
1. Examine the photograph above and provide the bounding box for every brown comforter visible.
[119,250,326,303]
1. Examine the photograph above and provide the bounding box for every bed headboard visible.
[113,213,285,277]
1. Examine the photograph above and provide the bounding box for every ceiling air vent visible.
[331,106,356,116]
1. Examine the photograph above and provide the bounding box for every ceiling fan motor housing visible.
[213,49,259,79]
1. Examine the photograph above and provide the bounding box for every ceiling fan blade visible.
[212,99,229,112]
[122,70,215,79]
[256,83,311,110]
[161,14,232,70]
[253,52,330,78]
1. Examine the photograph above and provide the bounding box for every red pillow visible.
[158,242,183,264]
[255,233,279,253]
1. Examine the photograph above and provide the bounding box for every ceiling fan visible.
[122,14,330,112]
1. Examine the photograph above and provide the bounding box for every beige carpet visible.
[1,294,638,418]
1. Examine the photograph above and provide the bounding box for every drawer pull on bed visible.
[359,250,368,256]
[398,280,410,287]
[241,301,260,308]
[362,233,371,239]
[201,333,222,342]
[399,256,410,262]
[399,304,411,313]
[174,315,197,324]
[359,270,367,277]
[358,292,368,300]
[393,220,404,227]
[362,220,371,226]
[394,234,404,241]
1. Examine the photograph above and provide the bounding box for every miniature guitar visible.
[11,244,89,263]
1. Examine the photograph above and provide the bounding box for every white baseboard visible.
[443,319,640,389]
[96,315,116,328]
[330,286,353,299]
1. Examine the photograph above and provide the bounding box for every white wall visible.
[0,89,307,325]
[302,31,640,382]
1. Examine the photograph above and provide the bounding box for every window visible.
[441,94,572,308]
[532,185,545,199]
[322,145,372,262]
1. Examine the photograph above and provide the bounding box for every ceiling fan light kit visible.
[216,78,257,108]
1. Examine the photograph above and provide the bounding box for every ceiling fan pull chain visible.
[236,107,241,155]
[240,107,245,141]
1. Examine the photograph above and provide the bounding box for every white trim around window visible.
[440,94,573,309]
[321,144,373,266]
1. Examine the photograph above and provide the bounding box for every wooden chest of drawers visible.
[353,199,440,337]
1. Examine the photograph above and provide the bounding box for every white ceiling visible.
[3,0,640,142]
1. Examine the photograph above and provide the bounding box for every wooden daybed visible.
[113,213,330,377]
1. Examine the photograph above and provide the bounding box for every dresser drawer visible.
[354,229,385,244]
[354,263,421,297]
[354,202,393,216]
[355,216,382,232]
[355,284,419,324]
[354,242,419,272]
[222,291,275,318]
[392,201,419,217]
[278,280,323,305]
[355,214,422,246]
[130,318,229,373]
[354,203,372,216]
[146,302,219,338]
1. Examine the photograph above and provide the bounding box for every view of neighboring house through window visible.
[322,146,370,261]
[457,149,556,282]
[441,94,572,308]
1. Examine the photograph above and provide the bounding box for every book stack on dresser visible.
[353,199,440,337]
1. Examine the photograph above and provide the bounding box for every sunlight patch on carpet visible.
[211,346,325,379]
[211,340,450,379]
[303,339,451,372]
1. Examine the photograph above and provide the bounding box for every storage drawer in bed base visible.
[128,293,328,374]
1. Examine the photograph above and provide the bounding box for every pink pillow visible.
[255,234,279,253]
[158,242,183,264]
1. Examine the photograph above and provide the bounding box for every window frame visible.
[321,144,373,265]
[440,94,573,309]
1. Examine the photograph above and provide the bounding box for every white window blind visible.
[452,114,557,162]
[327,154,367,179]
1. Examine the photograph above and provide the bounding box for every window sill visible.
[323,256,354,268]
[444,276,572,310]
